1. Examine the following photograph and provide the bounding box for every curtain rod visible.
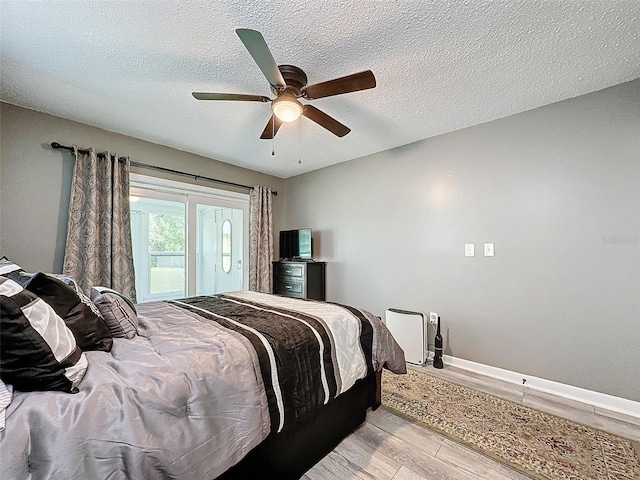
[50,142,277,196]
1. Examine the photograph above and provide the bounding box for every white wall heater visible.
[385,308,427,365]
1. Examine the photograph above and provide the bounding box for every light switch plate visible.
[465,244,475,256]
[484,243,495,256]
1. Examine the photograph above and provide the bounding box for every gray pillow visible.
[90,287,138,339]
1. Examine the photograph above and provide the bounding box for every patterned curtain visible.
[63,146,137,301]
[249,186,273,293]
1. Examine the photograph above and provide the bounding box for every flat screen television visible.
[279,228,313,260]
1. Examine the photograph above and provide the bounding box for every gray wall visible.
[283,79,640,402]
[0,102,285,273]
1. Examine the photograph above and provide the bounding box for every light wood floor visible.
[303,364,640,480]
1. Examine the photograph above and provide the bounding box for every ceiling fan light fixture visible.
[272,96,303,122]
[192,30,377,139]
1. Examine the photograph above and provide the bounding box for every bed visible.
[0,283,406,480]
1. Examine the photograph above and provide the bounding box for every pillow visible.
[0,276,88,393]
[18,271,104,319]
[90,286,138,339]
[0,256,28,287]
[25,273,113,352]
[0,379,12,432]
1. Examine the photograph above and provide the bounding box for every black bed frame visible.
[217,369,382,480]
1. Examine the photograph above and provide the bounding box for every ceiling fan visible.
[192,29,376,139]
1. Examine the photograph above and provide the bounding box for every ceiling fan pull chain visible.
[298,120,302,164]
[272,117,275,156]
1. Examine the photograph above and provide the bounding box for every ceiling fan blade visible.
[302,105,351,137]
[302,70,376,100]
[192,92,271,102]
[260,115,283,139]
[236,29,286,90]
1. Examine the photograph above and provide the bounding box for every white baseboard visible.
[443,355,640,420]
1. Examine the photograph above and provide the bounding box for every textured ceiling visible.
[1,1,639,178]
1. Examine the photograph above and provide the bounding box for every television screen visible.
[280,228,312,259]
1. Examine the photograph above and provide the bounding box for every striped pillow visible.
[0,257,28,286]
[90,286,138,338]
[0,379,12,432]
[17,270,104,319]
[25,273,113,352]
[0,276,88,393]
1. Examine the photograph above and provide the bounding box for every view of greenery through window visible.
[149,213,185,293]
[149,213,185,255]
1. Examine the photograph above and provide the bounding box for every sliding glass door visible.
[130,194,187,302]
[129,175,248,302]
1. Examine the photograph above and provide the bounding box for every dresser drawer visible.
[276,279,304,298]
[276,264,304,278]
[272,261,325,301]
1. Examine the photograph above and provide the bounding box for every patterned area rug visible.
[382,367,640,480]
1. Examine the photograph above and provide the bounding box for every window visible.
[129,174,249,302]
[221,220,232,273]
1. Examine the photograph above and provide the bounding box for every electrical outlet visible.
[484,243,495,256]
[429,312,438,324]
